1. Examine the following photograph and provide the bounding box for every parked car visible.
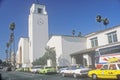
[16,68,24,71]
[57,67,68,73]
[38,66,56,74]
[61,65,91,78]
[88,62,120,80]
[24,67,30,72]
[61,65,77,77]
[30,66,42,73]
[72,66,91,78]
[3,66,11,71]
[0,66,3,69]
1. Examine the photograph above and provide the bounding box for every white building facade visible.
[16,3,120,68]
[47,35,86,67]
[71,25,120,68]
[16,38,29,67]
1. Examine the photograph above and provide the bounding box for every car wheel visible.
[62,73,65,77]
[73,73,77,78]
[92,74,97,80]
[117,75,120,80]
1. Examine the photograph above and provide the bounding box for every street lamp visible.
[96,15,109,28]
[103,18,109,26]
[96,15,102,23]
[9,22,15,69]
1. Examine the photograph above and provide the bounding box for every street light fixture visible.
[96,15,102,23]
[103,18,109,26]
[96,15,109,28]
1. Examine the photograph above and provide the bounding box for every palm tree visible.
[78,32,82,37]
[9,22,15,31]
[9,22,15,69]
[72,30,75,36]
[45,46,56,67]
[6,42,10,63]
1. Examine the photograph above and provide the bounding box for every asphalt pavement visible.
[0,70,90,80]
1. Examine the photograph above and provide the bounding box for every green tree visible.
[45,46,56,67]
[0,59,2,64]
[32,46,56,66]
[32,57,46,66]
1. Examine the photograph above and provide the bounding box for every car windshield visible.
[101,65,108,70]
[79,65,85,68]
[31,66,41,69]
[43,67,53,69]
[71,66,77,70]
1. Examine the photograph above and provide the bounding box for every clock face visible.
[37,18,44,25]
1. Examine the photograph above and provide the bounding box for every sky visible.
[0,0,120,60]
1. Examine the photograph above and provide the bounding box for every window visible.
[109,64,116,70]
[102,65,108,70]
[107,31,118,44]
[98,45,120,55]
[91,37,98,47]
[95,51,100,57]
[38,8,42,14]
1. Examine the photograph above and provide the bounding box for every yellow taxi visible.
[88,62,120,80]
[108,57,120,63]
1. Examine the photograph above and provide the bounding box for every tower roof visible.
[30,3,47,15]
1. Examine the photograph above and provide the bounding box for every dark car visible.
[3,66,12,71]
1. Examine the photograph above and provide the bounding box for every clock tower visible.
[28,3,48,64]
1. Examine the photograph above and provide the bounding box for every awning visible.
[70,47,96,56]
[70,42,120,56]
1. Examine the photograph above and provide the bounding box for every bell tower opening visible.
[38,8,42,14]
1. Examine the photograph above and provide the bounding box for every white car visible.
[30,66,42,73]
[57,67,68,73]
[61,66,77,77]
[61,65,91,78]
[72,66,91,78]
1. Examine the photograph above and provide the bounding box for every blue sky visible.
[0,0,120,60]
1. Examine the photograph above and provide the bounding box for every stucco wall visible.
[86,26,120,49]
[47,35,86,66]
[17,38,29,67]
[47,36,62,66]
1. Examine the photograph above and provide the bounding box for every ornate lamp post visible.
[96,15,109,28]
[9,22,15,69]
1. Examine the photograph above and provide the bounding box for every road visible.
[0,71,90,80]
